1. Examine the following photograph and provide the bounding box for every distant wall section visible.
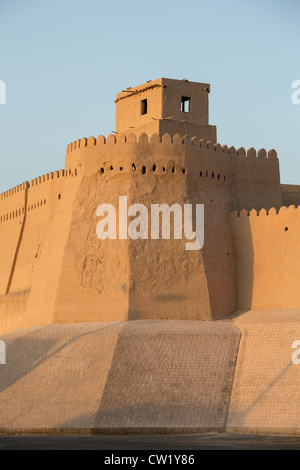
[232,148,282,211]
[281,184,300,207]
[231,205,300,310]
[0,168,82,334]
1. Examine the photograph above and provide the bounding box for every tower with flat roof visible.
[115,78,217,142]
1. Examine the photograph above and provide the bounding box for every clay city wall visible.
[281,184,300,207]
[231,205,300,310]
[54,144,235,325]
[0,171,80,293]
[0,169,81,333]
[60,132,279,325]
[0,132,284,333]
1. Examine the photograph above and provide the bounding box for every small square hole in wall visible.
[141,99,147,115]
[181,96,191,113]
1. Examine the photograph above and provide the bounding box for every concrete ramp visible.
[0,321,240,433]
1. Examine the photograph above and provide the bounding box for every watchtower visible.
[115,78,217,142]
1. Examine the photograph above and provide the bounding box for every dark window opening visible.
[58,194,61,200]
[132,163,136,171]
[285,227,288,231]
[141,99,147,115]
[141,166,146,174]
[181,96,191,113]
[152,164,156,172]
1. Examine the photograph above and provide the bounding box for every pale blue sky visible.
[0,0,299,192]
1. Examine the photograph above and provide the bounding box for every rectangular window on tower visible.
[140,99,148,115]
[181,96,191,113]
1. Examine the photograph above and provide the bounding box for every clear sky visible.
[0,0,299,193]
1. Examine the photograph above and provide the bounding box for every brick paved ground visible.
[0,321,240,433]
[1,312,300,435]
[228,309,300,434]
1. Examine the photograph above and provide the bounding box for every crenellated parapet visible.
[0,168,80,225]
[0,130,280,227]
[64,131,280,212]
[0,182,29,201]
[231,204,300,217]
[1,167,80,199]
[66,131,278,161]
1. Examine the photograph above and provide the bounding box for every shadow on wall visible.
[202,210,238,320]
[0,333,57,395]
[0,323,123,396]
[232,213,254,311]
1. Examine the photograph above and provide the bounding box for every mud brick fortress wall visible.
[1,79,300,436]
[0,78,299,334]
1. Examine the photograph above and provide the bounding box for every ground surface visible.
[1,312,300,435]
[0,321,240,432]
[0,433,300,450]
